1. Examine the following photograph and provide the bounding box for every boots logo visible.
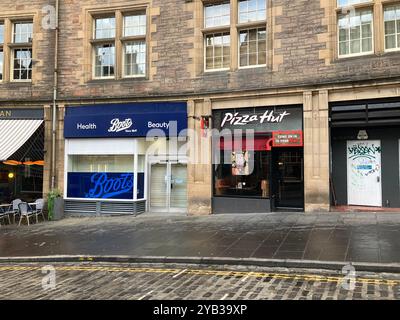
[108,118,133,133]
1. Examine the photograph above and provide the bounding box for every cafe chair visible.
[4,199,22,224]
[0,207,11,226]
[34,199,45,222]
[18,202,36,226]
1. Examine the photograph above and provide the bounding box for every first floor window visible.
[94,44,115,78]
[239,27,266,67]
[13,48,32,81]
[124,41,146,77]
[205,32,230,70]
[338,9,373,57]
[0,50,3,81]
[384,5,400,50]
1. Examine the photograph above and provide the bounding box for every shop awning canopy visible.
[0,119,44,161]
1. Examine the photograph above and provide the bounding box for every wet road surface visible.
[1,212,400,264]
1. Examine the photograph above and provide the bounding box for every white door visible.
[149,161,187,213]
[347,140,382,207]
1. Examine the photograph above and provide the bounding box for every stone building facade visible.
[2,0,400,214]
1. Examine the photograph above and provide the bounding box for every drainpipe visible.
[51,0,59,191]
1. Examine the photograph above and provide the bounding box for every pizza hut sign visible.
[221,110,291,127]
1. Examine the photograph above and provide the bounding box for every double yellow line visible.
[0,264,399,287]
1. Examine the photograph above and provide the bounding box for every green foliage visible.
[47,189,62,221]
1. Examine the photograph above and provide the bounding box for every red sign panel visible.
[273,131,303,147]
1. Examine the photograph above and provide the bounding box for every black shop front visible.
[212,105,304,214]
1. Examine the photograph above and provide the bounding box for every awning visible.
[0,119,43,161]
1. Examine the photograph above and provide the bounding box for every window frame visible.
[10,20,34,82]
[89,8,149,81]
[121,10,148,79]
[383,4,400,53]
[91,15,117,80]
[202,0,268,72]
[336,6,375,59]
[0,22,4,82]
[237,27,267,69]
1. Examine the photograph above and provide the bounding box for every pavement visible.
[1,262,400,300]
[1,212,400,268]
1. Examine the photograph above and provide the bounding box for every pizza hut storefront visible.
[212,105,304,213]
[63,102,188,216]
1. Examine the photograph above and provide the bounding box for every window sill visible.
[333,52,376,62]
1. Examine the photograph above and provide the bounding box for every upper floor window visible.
[95,17,115,39]
[90,10,148,80]
[0,23,3,81]
[338,9,373,57]
[384,5,400,51]
[337,0,371,7]
[204,2,230,28]
[239,0,266,23]
[203,1,267,71]
[11,21,33,81]
[13,22,33,43]
[93,16,115,78]
[123,12,147,77]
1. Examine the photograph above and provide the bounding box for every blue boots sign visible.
[67,172,145,200]
[64,102,188,138]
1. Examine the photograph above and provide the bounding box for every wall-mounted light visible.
[8,172,15,179]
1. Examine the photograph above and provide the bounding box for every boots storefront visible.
[212,105,304,214]
[63,102,188,216]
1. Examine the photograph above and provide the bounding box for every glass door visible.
[271,147,304,210]
[149,161,188,213]
[170,163,188,212]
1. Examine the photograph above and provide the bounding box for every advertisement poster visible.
[231,151,249,176]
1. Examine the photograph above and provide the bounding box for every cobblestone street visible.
[1,262,400,300]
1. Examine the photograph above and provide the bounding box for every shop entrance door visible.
[149,160,188,213]
[271,148,304,210]
[347,140,382,207]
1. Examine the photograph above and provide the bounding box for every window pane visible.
[239,0,266,23]
[13,49,32,80]
[205,33,230,70]
[239,28,266,67]
[124,40,146,76]
[124,12,146,37]
[384,5,400,50]
[69,155,134,173]
[13,22,33,43]
[338,9,372,56]
[94,44,115,77]
[0,50,3,80]
[337,0,371,7]
[0,24,4,44]
[204,2,230,28]
[95,17,115,39]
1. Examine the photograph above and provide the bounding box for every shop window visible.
[68,155,134,173]
[384,5,400,51]
[214,136,271,198]
[338,9,373,57]
[239,27,266,67]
